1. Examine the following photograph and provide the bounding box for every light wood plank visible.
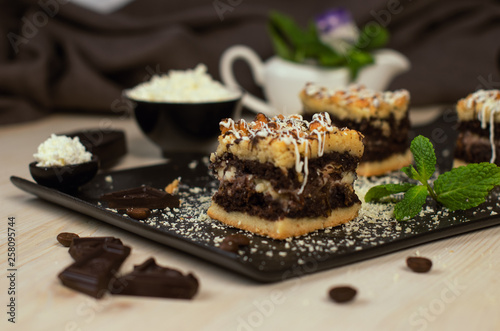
[1,113,499,331]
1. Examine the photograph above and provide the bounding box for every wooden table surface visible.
[1,111,499,331]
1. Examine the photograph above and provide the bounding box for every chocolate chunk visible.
[125,207,151,220]
[58,242,131,298]
[328,286,357,303]
[57,232,80,247]
[100,185,180,209]
[69,237,123,261]
[220,234,250,253]
[110,258,198,299]
[406,257,433,273]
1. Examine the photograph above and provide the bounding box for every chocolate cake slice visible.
[207,113,364,239]
[454,89,500,166]
[300,83,412,176]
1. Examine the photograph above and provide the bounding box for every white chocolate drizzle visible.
[219,113,338,194]
[469,90,500,163]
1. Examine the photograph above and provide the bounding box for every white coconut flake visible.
[34,134,92,167]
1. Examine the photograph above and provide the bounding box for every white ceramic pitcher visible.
[220,45,410,117]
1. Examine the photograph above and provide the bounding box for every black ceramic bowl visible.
[125,90,242,154]
[29,156,99,191]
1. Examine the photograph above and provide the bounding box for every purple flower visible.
[315,8,359,54]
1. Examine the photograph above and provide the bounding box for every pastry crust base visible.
[357,149,412,177]
[207,203,361,240]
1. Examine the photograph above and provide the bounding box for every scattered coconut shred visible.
[98,156,499,270]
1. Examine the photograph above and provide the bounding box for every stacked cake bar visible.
[300,83,412,176]
[454,89,500,166]
[207,113,364,239]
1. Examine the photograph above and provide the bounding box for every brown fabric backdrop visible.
[0,0,499,125]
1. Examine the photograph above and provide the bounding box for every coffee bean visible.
[57,232,80,247]
[220,234,250,253]
[406,256,432,273]
[226,234,250,246]
[329,286,357,303]
[126,208,151,220]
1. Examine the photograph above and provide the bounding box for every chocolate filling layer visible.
[211,151,359,190]
[458,120,500,136]
[454,131,500,165]
[303,113,410,162]
[211,152,360,220]
[213,178,359,221]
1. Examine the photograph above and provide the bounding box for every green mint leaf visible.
[401,165,421,181]
[355,24,390,51]
[346,49,374,80]
[365,183,415,202]
[267,22,294,61]
[394,185,429,221]
[318,47,345,66]
[305,22,346,67]
[410,135,436,183]
[267,11,306,62]
[434,163,500,211]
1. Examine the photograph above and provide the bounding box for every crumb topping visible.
[457,89,500,123]
[214,112,363,162]
[220,112,337,142]
[213,113,363,194]
[300,82,410,121]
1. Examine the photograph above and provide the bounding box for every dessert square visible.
[300,83,412,176]
[207,112,364,239]
[454,89,500,166]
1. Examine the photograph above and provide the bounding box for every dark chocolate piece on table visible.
[100,185,180,209]
[58,242,131,298]
[62,129,127,169]
[110,258,199,299]
[69,237,123,261]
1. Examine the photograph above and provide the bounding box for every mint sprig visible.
[365,135,500,221]
[364,183,414,202]
[393,185,429,221]
[267,11,389,79]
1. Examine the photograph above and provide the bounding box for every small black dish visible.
[29,156,99,191]
[125,89,242,154]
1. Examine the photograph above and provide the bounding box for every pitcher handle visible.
[220,45,277,117]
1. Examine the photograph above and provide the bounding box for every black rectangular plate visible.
[10,116,500,282]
